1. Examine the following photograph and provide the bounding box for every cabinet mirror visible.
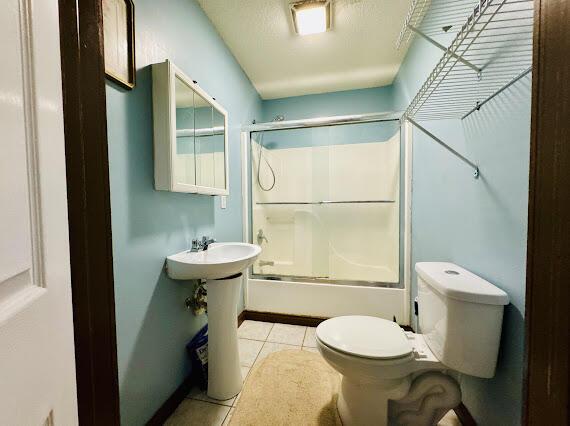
[152,60,229,195]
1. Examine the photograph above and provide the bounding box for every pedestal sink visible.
[166,242,261,400]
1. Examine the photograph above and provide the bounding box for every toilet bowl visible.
[316,316,445,426]
[316,262,510,426]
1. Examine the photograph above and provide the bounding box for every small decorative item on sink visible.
[167,239,261,400]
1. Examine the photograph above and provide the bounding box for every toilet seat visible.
[316,316,413,360]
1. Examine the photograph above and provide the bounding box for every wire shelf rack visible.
[404,0,534,120]
[397,0,479,50]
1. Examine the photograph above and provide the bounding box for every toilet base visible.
[389,372,462,426]
[337,376,411,426]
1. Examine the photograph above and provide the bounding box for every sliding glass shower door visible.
[250,120,400,285]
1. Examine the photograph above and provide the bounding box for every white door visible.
[0,0,78,424]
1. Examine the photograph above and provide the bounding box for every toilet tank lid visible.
[415,262,509,305]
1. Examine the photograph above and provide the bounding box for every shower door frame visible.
[240,112,413,325]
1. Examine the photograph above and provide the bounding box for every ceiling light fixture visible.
[290,0,331,36]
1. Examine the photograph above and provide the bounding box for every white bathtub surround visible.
[247,279,406,321]
[250,134,400,283]
[242,122,413,323]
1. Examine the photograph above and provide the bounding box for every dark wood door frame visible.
[58,0,120,424]
[55,0,569,424]
[524,0,570,423]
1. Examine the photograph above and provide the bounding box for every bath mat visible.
[229,349,342,426]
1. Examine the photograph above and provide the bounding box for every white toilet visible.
[316,262,509,426]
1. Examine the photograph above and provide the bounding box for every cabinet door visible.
[153,60,229,195]
[211,107,227,190]
[194,91,215,188]
[174,75,196,186]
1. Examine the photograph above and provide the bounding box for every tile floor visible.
[165,320,462,426]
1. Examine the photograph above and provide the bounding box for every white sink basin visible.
[166,241,262,400]
[166,242,261,280]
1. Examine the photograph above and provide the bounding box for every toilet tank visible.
[416,262,509,378]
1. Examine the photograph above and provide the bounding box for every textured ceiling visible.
[196,0,412,99]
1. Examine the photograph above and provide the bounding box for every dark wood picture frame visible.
[102,0,135,89]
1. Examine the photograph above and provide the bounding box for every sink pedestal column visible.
[206,273,243,400]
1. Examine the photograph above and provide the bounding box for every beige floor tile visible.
[438,409,461,426]
[238,320,274,341]
[301,346,319,353]
[165,399,230,426]
[303,327,317,347]
[255,341,301,365]
[241,365,251,379]
[267,323,306,345]
[238,338,264,367]
[222,408,235,426]
[233,391,242,407]
[187,385,236,406]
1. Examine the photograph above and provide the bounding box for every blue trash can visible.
[186,324,208,389]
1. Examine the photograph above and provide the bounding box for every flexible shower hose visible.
[256,131,276,191]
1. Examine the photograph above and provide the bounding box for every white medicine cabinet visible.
[152,60,229,195]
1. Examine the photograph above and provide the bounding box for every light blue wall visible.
[106,2,529,422]
[261,86,396,121]
[106,0,262,423]
[393,34,530,425]
[259,86,399,150]
[255,121,400,150]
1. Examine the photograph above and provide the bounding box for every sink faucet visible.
[201,236,216,250]
[190,236,216,252]
[257,229,269,244]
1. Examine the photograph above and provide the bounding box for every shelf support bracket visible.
[407,25,482,74]
[461,66,532,119]
[407,117,480,179]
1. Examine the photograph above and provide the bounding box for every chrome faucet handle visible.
[190,238,202,252]
[201,236,216,250]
